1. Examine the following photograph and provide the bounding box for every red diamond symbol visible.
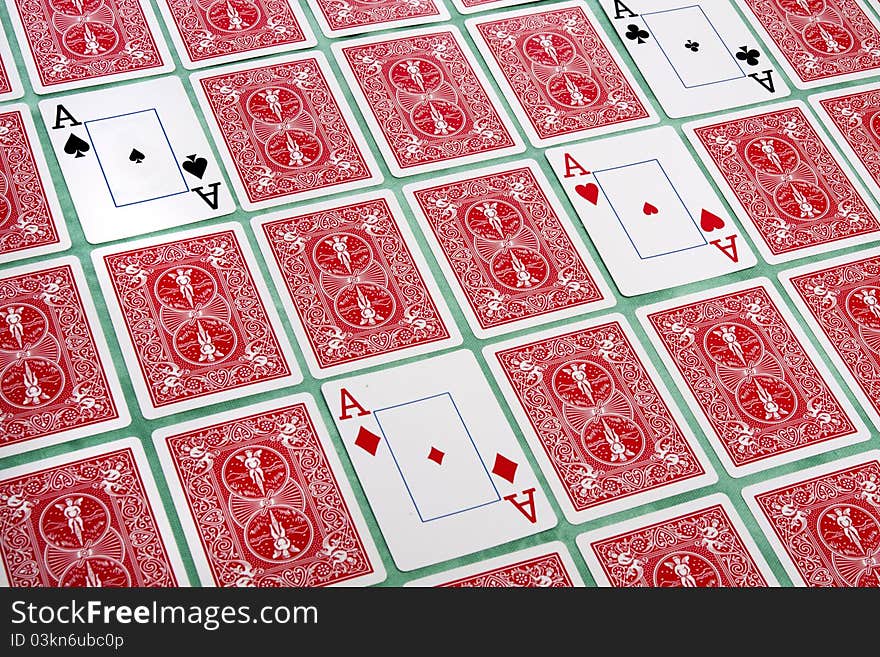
[492,453,518,483]
[427,447,445,465]
[354,426,381,456]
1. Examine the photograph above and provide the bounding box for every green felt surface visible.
[1,0,879,587]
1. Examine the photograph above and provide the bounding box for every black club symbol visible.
[736,46,761,66]
[625,24,650,45]
[685,40,699,52]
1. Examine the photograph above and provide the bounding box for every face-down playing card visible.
[0,104,70,265]
[156,0,316,69]
[685,101,880,264]
[405,541,584,587]
[466,1,658,147]
[638,278,869,477]
[91,223,301,419]
[577,494,778,587]
[332,25,525,177]
[547,126,757,296]
[743,451,880,587]
[0,437,187,587]
[741,0,880,89]
[0,257,129,458]
[39,77,234,243]
[252,190,461,378]
[811,84,880,203]
[5,0,174,94]
[153,394,386,587]
[484,314,716,524]
[190,52,382,211]
[0,28,24,102]
[309,0,450,38]
[598,0,789,117]
[322,350,557,572]
[450,0,535,15]
[780,246,880,432]
[404,160,614,338]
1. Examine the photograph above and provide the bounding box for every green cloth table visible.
[1,0,878,586]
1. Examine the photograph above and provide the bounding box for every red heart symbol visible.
[575,183,599,205]
[643,202,659,215]
[700,209,725,231]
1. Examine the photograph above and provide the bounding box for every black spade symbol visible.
[181,154,208,179]
[63,134,90,158]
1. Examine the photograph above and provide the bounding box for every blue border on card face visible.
[641,5,747,89]
[594,158,708,259]
[85,108,189,208]
[373,392,502,523]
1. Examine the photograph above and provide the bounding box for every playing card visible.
[743,450,880,587]
[403,160,614,338]
[153,394,386,587]
[309,0,450,38]
[449,0,534,14]
[91,223,301,419]
[252,190,461,378]
[321,350,557,572]
[484,314,717,524]
[685,101,880,264]
[38,77,234,244]
[156,0,316,69]
[638,278,869,477]
[466,1,658,147]
[0,437,187,587]
[332,26,525,177]
[0,27,24,102]
[811,83,880,202]
[546,126,757,297]
[0,257,129,458]
[405,541,584,587]
[742,0,880,89]
[598,0,790,118]
[5,0,174,94]
[780,246,880,432]
[0,104,71,265]
[191,52,382,211]
[577,494,778,587]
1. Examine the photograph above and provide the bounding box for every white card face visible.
[596,160,705,258]
[377,394,501,521]
[597,0,789,118]
[546,126,757,296]
[321,350,557,572]
[38,77,235,244]
[404,541,585,587]
[86,110,190,207]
